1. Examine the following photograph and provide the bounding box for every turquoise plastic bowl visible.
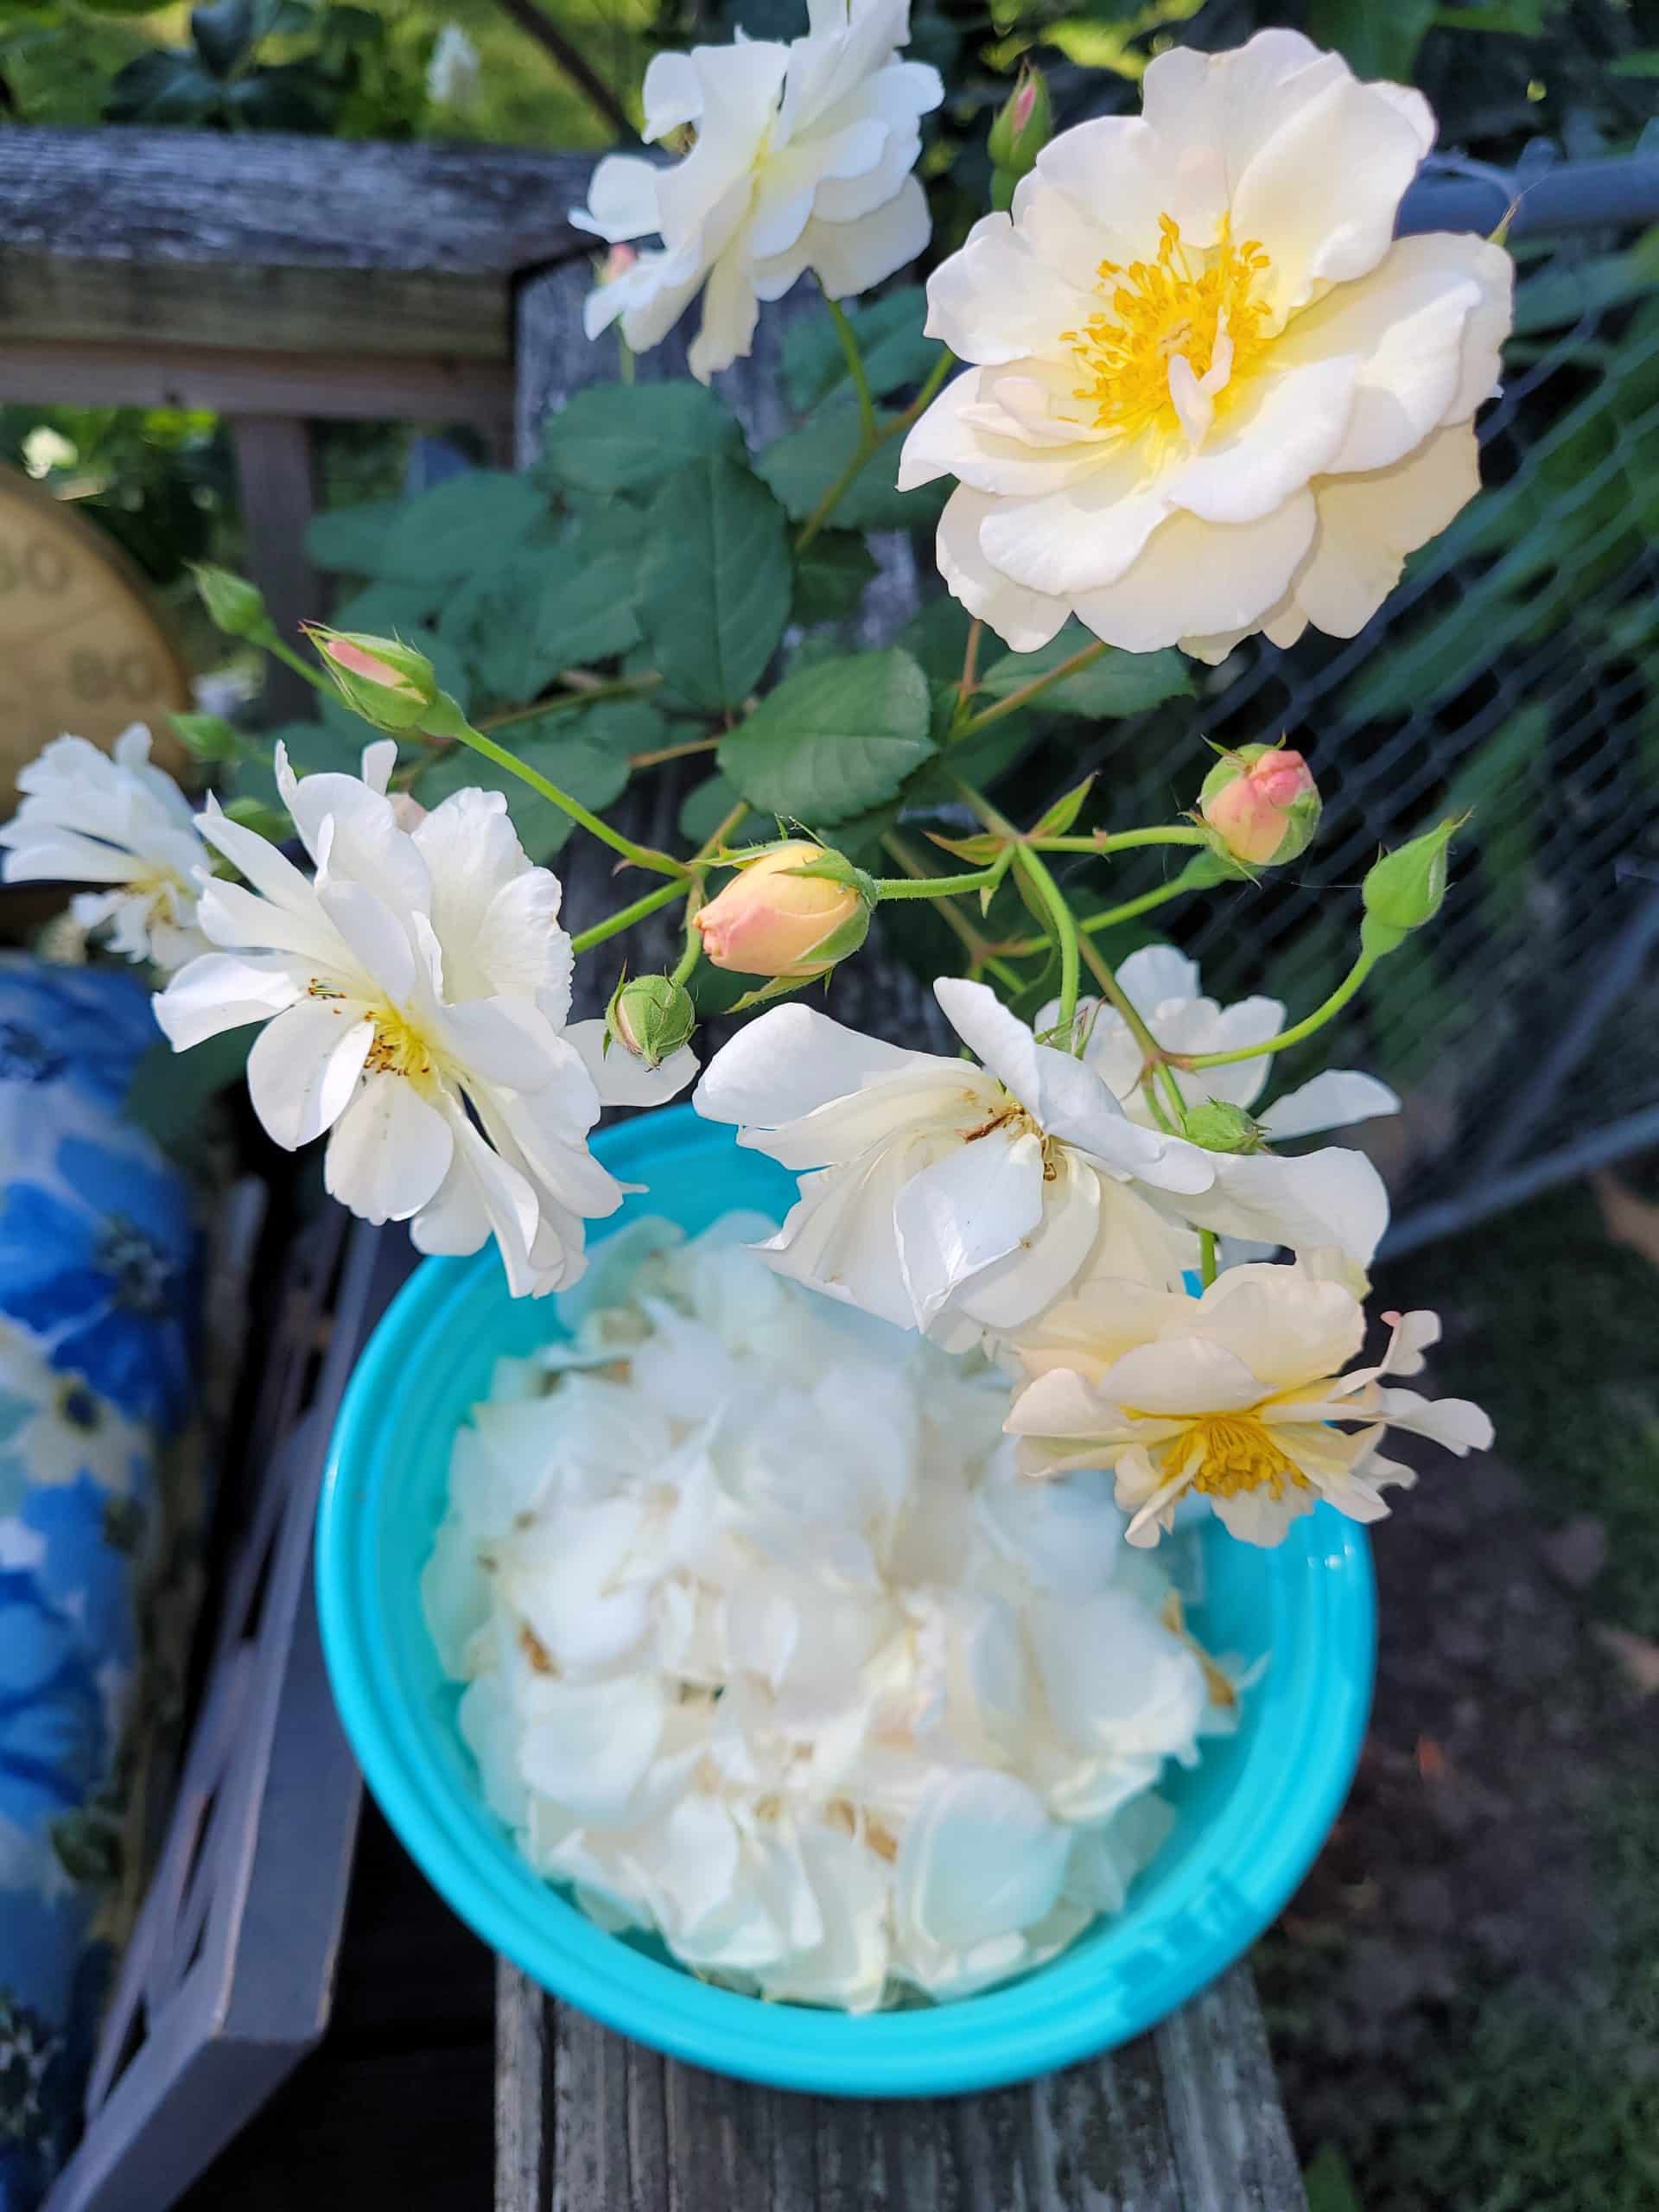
[316,1104,1375,2098]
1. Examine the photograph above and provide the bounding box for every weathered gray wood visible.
[0,127,594,365]
[496,1961,1303,2212]
[231,415,321,721]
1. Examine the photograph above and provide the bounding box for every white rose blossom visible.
[1007,1260,1494,1548]
[153,742,690,1297]
[694,976,1216,1350]
[1039,944,1398,1263]
[898,28,1514,658]
[572,0,942,382]
[0,723,208,970]
[693,975,1393,1350]
[426,1219,1224,2005]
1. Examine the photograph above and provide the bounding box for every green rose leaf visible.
[308,473,546,587]
[542,380,745,496]
[678,771,743,847]
[639,454,791,712]
[718,648,934,822]
[757,401,948,532]
[793,531,880,626]
[976,625,1194,716]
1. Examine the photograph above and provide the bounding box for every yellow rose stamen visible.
[1058,213,1273,445]
[307,978,438,1085]
[1172,1412,1309,1502]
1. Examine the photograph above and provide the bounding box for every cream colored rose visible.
[899,29,1514,662]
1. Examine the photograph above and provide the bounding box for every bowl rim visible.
[316,1103,1376,2098]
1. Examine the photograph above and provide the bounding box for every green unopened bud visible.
[192,564,274,643]
[1360,817,1462,958]
[607,973,696,1070]
[1199,743,1321,868]
[988,63,1051,183]
[1181,1099,1267,1154]
[303,626,441,734]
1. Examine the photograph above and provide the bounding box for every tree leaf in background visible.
[793,531,879,626]
[757,400,948,531]
[1302,2144,1365,2212]
[976,626,1194,716]
[542,380,744,497]
[781,288,937,414]
[639,454,791,711]
[414,719,630,862]
[718,648,934,821]
[1306,0,1434,79]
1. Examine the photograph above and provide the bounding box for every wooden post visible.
[229,416,321,722]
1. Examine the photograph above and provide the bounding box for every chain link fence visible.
[1055,159,1659,1255]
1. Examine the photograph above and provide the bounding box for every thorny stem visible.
[874,867,1002,899]
[571,798,751,964]
[629,735,721,770]
[1033,826,1211,855]
[1185,949,1380,1066]
[957,619,983,714]
[952,639,1110,739]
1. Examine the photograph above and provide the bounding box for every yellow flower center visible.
[1060,214,1274,448]
[308,979,440,1087]
[1173,1413,1308,1502]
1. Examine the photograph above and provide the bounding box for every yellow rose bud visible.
[693,841,872,981]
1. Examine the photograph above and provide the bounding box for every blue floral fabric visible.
[0,959,199,2210]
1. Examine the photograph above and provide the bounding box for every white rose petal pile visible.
[423,1217,1232,2007]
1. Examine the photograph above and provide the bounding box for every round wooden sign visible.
[0,462,191,814]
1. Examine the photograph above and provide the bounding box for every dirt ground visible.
[1255,1178,1659,2212]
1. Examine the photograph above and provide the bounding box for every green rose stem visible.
[440,717,688,880]
[824,294,878,443]
[1033,826,1210,855]
[950,637,1110,739]
[569,880,686,955]
[957,618,983,711]
[1013,848,1080,1031]
[879,833,1025,993]
[793,344,955,554]
[571,798,751,963]
[1198,1230,1219,1286]
[1183,947,1380,1068]
[264,634,335,699]
[873,866,1003,899]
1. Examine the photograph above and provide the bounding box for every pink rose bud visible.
[303,626,442,734]
[693,841,872,981]
[599,244,639,285]
[1198,743,1321,868]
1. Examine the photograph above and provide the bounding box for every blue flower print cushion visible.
[0,960,200,2209]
